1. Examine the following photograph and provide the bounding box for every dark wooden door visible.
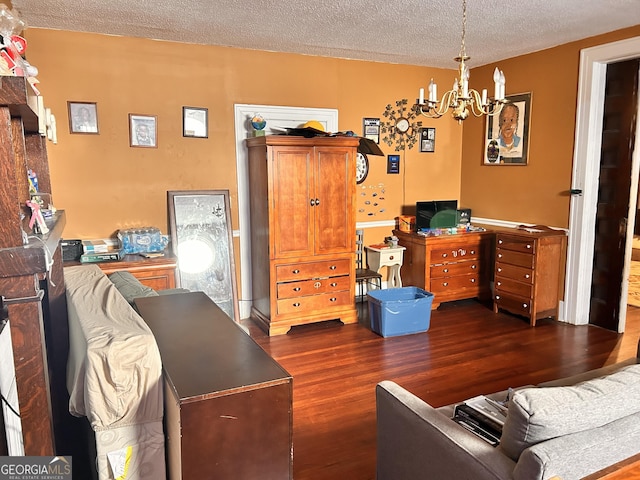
[589,59,639,330]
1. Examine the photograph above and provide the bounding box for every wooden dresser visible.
[96,254,177,290]
[393,230,494,309]
[135,292,293,480]
[493,226,567,325]
[246,135,359,335]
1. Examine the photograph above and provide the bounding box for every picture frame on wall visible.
[387,154,400,174]
[419,127,436,153]
[483,92,531,165]
[183,106,208,138]
[363,117,381,144]
[129,114,157,148]
[68,101,99,134]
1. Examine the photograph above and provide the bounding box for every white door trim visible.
[565,36,640,330]
[233,105,339,319]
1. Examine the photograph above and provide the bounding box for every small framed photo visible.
[420,127,436,153]
[484,92,531,165]
[387,154,400,174]
[363,117,380,144]
[183,106,208,138]
[129,114,157,148]
[68,101,99,134]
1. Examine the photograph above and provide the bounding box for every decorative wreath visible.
[381,99,422,151]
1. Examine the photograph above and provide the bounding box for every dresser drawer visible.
[495,277,533,299]
[277,275,350,299]
[496,234,536,254]
[275,259,351,282]
[431,244,481,264]
[495,262,533,284]
[494,294,532,316]
[430,274,481,294]
[430,260,481,278]
[496,248,535,269]
[276,290,352,315]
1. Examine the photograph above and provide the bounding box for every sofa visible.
[376,339,640,480]
[64,264,184,480]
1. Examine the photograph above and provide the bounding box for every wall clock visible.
[356,152,369,184]
[381,99,422,151]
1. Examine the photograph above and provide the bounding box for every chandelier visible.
[416,0,507,123]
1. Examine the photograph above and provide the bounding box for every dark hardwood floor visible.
[242,300,640,480]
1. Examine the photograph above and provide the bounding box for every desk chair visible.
[355,229,382,302]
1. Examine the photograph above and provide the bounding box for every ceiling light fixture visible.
[416,0,507,123]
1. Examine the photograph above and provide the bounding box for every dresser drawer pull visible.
[330,282,338,287]
[525,274,530,279]
[497,281,501,286]
[498,239,503,245]
[527,244,532,249]
[497,267,502,272]
[441,253,448,258]
[389,255,394,260]
[442,282,448,287]
[522,303,528,308]
[470,278,476,283]
[495,295,500,300]
[293,287,301,291]
[443,268,449,273]
[471,264,477,269]
[314,281,321,289]
[470,249,476,255]
[292,269,300,274]
[293,302,301,307]
[329,265,337,270]
[330,297,337,302]
[497,253,503,259]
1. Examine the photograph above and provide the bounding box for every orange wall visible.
[461,26,640,228]
[23,29,463,241]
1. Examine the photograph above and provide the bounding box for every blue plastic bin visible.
[367,287,434,337]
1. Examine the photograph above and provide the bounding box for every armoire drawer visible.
[430,260,481,278]
[275,259,351,282]
[496,235,536,254]
[496,248,535,269]
[430,274,481,294]
[276,290,352,315]
[277,275,351,299]
[495,277,533,299]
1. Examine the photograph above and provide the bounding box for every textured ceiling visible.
[12,0,640,68]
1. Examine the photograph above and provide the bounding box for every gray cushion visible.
[513,410,640,480]
[107,271,158,304]
[500,363,640,461]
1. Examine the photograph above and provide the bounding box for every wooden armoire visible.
[246,135,359,335]
[0,76,69,456]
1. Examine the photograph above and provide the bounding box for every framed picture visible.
[167,190,240,323]
[483,92,531,165]
[68,101,99,134]
[183,106,208,138]
[387,154,400,174]
[129,114,157,148]
[420,127,436,153]
[363,117,380,144]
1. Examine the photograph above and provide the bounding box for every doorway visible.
[565,36,640,333]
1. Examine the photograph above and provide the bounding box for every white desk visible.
[365,245,406,288]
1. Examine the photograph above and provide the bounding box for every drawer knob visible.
[330,297,337,302]
[442,253,448,258]
[443,282,448,287]
[497,281,501,286]
[497,267,502,272]
[293,302,301,307]
[443,268,449,273]
[497,253,502,259]
[527,244,532,249]
[523,303,528,308]
[471,264,477,269]
[470,250,476,255]
[293,287,301,291]
[314,282,321,289]
[389,255,394,260]
[470,278,476,283]
[330,282,337,287]
[498,239,503,244]
[525,274,530,279]
[329,265,337,270]
[496,295,500,300]
[292,269,300,274]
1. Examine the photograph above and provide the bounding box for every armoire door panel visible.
[271,147,314,258]
[314,146,355,255]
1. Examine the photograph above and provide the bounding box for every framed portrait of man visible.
[68,101,99,134]
[129,114,157,148]
[483,92,531,165]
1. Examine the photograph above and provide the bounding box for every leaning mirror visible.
[167,190,240,323]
